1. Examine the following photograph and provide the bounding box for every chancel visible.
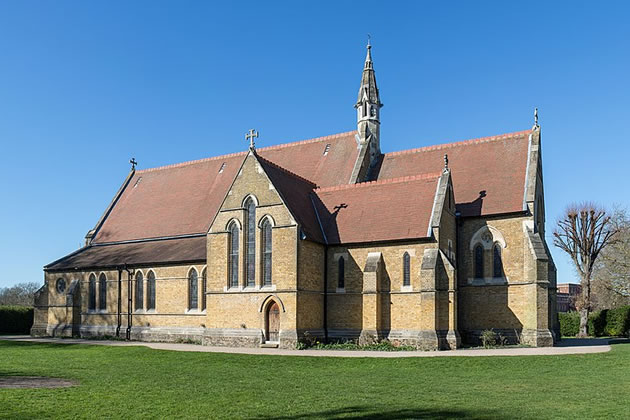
[32,43,558,349]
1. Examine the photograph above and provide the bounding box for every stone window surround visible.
[469,225,508,281]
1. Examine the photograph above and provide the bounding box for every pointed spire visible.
[365,34,373,69]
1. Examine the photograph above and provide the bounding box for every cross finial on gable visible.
[130,158,138,171]
[443,154,449,172]
[534,107,539,128]
[246,129,259,150]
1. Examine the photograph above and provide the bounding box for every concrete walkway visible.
[2,336,615,358]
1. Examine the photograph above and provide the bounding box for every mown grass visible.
[0,340,629,419]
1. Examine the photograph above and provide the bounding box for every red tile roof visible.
[92,131,360,244]
[378,130,530,217]
[92,153,247,244]
[312,173,442,244]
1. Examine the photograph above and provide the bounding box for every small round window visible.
[56,278,66,294]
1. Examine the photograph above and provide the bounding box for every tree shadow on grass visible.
[257,406,500,419]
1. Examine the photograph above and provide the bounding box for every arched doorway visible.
[265,301,280,342]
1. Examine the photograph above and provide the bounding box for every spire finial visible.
[367,34,371,49]
[534,107,539,128]
[129,157,137,171]
[443,154,449,172]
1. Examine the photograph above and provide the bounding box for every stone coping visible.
[1,336,616,358]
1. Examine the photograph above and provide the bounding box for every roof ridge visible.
[256,130,357,152]
[256,154,317,188]
[316,172,442,193]
[136,151,248,174]
[134,130,357,174]
[385,129,531,157]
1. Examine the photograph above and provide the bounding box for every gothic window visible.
[201,268,207,311]
[56,278,66,294]
[403,252,411,287]
[362,105,367,118]
[188,268,198,310]
[98,273,107,310]
[370,107,376,117]
[229,223,240,288]
[261,219,272,286]
[88,274,96,311]
[135,271,143,311]
[245,198,256,287]
[493,244,503,278]
[474,244,484,279]
[147,270,156,310]
[338,257,345,289]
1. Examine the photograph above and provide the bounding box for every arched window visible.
[403,252,411,287]
[146,271,156,310]
[245,198,256,287]
[261,219,272,286]
[338,257,345,289]
[229,223,240,288]
[135,271,143,311]
[474,245,484,279]
[188,268,198,310]
[201,268,207,311]
[493,244,503,278]
[88,274,96,311]
[98,273,107,310]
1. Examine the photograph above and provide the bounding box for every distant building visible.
[557,283,582,312]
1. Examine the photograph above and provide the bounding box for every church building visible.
[33,44,558,350]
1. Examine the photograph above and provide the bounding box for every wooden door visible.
[266,302,280,342]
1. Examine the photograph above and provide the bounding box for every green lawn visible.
[1,340,629,419]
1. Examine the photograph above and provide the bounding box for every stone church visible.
[33,44,558,349]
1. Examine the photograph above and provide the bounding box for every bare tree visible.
[553,204,618,337]
[0,282,41,306]
[594,207,630,301]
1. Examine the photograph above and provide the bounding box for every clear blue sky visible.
[0,1,628,288]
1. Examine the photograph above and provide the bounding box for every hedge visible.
[559,305,630,337]
[0,305,34,334]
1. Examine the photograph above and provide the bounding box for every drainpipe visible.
[323,246,328,343]
[116,268,122,338]
[125,266,133,340]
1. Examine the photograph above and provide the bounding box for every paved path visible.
[2,336,614,358]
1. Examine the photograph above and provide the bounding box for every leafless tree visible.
[553,204,618,337]
[0,282,40,306]
[594,207,630,302]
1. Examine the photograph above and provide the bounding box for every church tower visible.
[355,39,383,162]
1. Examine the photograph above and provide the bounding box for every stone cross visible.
[130,158,138,170]
[246,129,259,150]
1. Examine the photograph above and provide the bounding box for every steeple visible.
[355,39,383,159]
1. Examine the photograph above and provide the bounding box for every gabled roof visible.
[45,236,206,272]
[92,152,247,244]
[377,130,531,217]
[312,173,442,244]
[91,131,360,244]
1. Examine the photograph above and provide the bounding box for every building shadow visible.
[457,190,486,217]
[258,405,501,420]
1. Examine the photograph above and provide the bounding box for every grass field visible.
[1,340,629,419]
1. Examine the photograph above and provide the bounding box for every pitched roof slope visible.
[256,155,323,243]
[92,153,247,244]
[256,131,359,188]
[312,173,441,244]
[91,131,359,244]
[45,236,206,272]
[377,130,531,217]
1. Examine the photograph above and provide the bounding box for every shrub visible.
[604,306,630,337]
[0,305,34,334]
[558,312,580,337]
[588,310,608,337]
[480,329,498,348]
